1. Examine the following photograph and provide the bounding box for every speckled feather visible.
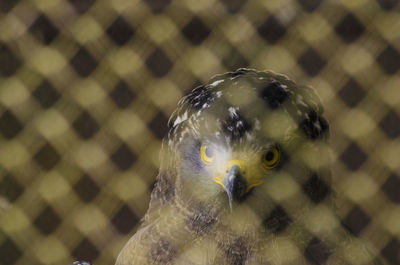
[115,69,384,265]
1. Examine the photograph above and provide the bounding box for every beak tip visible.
[224,165,247,206]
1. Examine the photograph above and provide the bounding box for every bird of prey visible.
[115,69,383,265]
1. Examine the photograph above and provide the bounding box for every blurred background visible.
[0,0,399,264]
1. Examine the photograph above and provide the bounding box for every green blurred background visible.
[0,0,399,264]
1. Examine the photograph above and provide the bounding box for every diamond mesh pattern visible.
[0,1,399,264]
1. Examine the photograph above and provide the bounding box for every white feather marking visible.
[202,103,210,109]
[228,107,239,118]
[210,80,224,87]
[173,111,188,126]
[314,120,321,130]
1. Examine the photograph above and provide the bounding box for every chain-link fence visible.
[0,0,399,264]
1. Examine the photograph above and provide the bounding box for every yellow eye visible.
[200,144,214,165]
[262,146,280,169]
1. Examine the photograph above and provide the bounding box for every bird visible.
[115,69,384,265]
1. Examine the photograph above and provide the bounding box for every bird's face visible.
[168,69,330,217]
[179,135,284,209]
[204,141,281,206]
[178,124,303,216]
[175,99,294,213]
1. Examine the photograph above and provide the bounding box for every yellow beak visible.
[213,159,263,207]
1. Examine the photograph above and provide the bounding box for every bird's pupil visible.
[265,151,274,161]
[205,147,213,157]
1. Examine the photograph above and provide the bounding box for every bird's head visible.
[160,69,331,220]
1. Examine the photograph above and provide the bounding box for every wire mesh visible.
[0,0,399,264]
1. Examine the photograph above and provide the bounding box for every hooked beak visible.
[214,160,263,210]
[223,164,247,210]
